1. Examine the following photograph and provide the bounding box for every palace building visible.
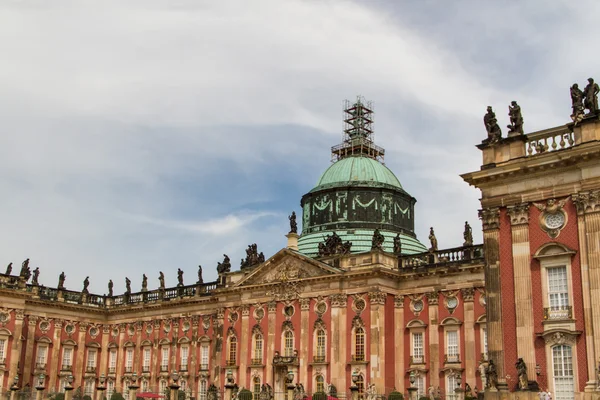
[0,89,599,400]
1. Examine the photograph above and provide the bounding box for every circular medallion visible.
[413,300,424,312]
[112,328,119,337]
[0,313,8,323]
[89,327,98,337]
[255,308,264,320]
[447,297,458,309]
[316,302,327,315]
[39,321,50,332]
[545,212,565,230]
[65,324,75,334]
[230,312,239,322]
[146,324,153,334]
[354,299,366,312]
[284,306,294,317]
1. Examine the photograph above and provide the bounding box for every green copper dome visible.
[311,156,402,192]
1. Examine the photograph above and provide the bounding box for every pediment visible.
[233,248,343,288]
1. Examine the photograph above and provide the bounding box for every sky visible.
[1,0,599,294]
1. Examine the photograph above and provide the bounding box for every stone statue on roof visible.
[177,268,184,287]
[197,265,203,284]
[289,211,298,234]
[507,101,524,136]
[217,254,231,274]
[108,280,113,297]
[125,277,131,294]
[393,233,402,255]
[58,272,66,290]
[571,83,585,123]
[483,106,502,142]
[584,77,600,114]
[141,274,148,291]
[82,276,90,293]
[32,267,40,285]
[371,228,385,250]
[159,271,165,289]
[20,258,31,281]
[429,227,438,252]
[4,263,12,275]
[463,221,473,246]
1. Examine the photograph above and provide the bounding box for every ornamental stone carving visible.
[543,331,578,346]
[479,207,500,231]
[394,295,405,308]
[461,288,475,302]
[299,298,311,311]
[103,325,111,334]
[330,294,348,308]
[314,318,326,331]
[368,290,386,305]
[573,190,600,215]
[266,280,304,301]
[507,203,530,225]
[352,315,365,329]
[426,291,439,305]
[15,309,25,320]
[216,308,225,319]
[202,316,211,333]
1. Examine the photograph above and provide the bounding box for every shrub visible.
[238,389,253,400]
[312,392,327,400]
[388,390,403,400]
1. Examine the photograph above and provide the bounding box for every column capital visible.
[478,207,500,231]
[506,203,530,226]
[330,294,347,308]
[299,298,311,311]
[426,291,439,306]
[368,290,386,306]
[572,190,600,215]
[394,295,405,308]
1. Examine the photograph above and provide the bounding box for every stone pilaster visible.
[8,310,25,387]
[573,190,600,390]
[462,289,476,385]
[299,298,311,386]
[75,322,89,386]
[135,322,142,373]
[506,203,536,375]
[22,315,39,385]
[265,301,277,385]
[330,294,347,389]
[116,325,126,392]
[100,325,110,376]
[426,291,440,388]
[48,319,63,391]
[478,207,506,390]
[239,305,250,388]
[368,291,386,391]
[394,295,405,392]
[152,320,161,384]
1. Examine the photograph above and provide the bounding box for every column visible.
[99,325,111,376]
[48,319,64,391]
[462,289,476,385]
[427,292,440,388]
[75,322,89,386]
[265,301,277,386]
[394,295,405,392]
[23,315,39,385]
[573,191,600,391]
[299,298,311,386]
[478,207,506,390]
[507,204,536,374]
[330,294,347,389]
[368,291,386,391]
[239,305,250,388]
[8,310,25,387]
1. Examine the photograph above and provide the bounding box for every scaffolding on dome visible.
[331,96,385,162]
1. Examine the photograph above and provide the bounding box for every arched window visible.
[253,376,261,400]
[253,333,263,363]
[228,336,238,364]
[316,375,325,393]
[284,331,294,357]
[199,380,207,400]
[315,329,326,362]
[552,345,574,400]
[355,327,365,361]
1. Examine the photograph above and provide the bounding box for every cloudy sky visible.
[0,0,598,294]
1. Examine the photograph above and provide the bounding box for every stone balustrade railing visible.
[399,244,484,269]
[0,272,217,309]
[525,125,574,156]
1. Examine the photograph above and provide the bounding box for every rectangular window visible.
[412,332,424,363]
[143,348,151,367]
[446,375,458,400]
[161,347,170,369]
[199,380,207,400]
[316,331,326,359]
[109,349,117,373]
[483,328,488,357]
[446,330,459,362]
[181,346,189,365]
[63,348,73,368]
[415,375,425,398]
[37,345,47,366]
[254,336,263,361]
[548,266,569,309]
[0,338,6,362]
[107,381,115,398]
[84,380,94,397]
[87,349,97,369]
[201,345,209,369]
[553,345,574,400]
[126,348,134,370]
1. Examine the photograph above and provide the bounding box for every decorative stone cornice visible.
[330,294,347,308]
[426,291,439,306]
[572,190,600,215]
[368,290,387,306]
[394,295,405,308]
[299,298,311,311]
[479,207,500,231]
[507,203,530,225]
[461,288,475,302]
